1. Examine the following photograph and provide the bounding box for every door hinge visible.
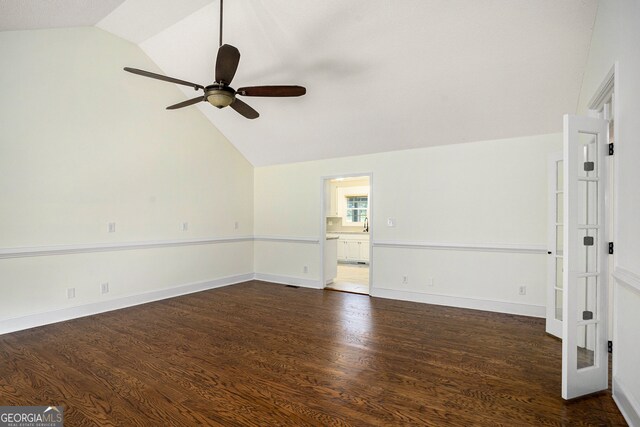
[608,340,613,353]
[609,242,614,255]
[608,143,614,155]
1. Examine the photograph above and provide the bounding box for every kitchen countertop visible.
[327,231,370,235]
[326,235,339,240]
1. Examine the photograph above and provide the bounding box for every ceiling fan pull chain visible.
[219,0,223,47]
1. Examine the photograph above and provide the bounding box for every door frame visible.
[319,173,373,294]
[586,62,619,394]
[560,62,618,400]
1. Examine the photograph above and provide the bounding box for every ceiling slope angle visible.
[1,0,597,166]
[0,0,126,31]
[96,0,215,44]
[139,0,597,166]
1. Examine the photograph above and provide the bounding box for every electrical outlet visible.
[67,288,75,299]
[387,218,396,227]
[182,222,189,232]
[402,275,408,284]
[427,277,434,287]
[108,222,116,233]
[303,265,309,274]
[519,285,527,295]
[234,221,239,230]
[101,282,109,294]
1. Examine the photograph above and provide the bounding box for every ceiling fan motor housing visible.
[206,84,235,108]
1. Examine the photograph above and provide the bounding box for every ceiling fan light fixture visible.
[123,0,305,118]
[206,88,235,108]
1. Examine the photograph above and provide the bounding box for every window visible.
[345,196,368,223]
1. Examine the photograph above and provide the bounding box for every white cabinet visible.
[346,241,361,260]
[336,234,370,263]
[360,241,370,261]
[337,239,347,260]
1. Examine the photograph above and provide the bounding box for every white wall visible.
[254,134,561,316]
[0,28,254,332]
[576,1,640,423]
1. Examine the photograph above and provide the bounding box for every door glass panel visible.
[577,180,598,225]
[577,229,598,273]
[555,258,563,289]
[555,290,563,321]
[578,133,598,178]
[577,324,597,369]
[556,160,564,191]
[576,276,597,322]
[556,193,564,223]
[556,225,564,256]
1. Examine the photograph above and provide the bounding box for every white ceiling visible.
[2,0,598,166]
[0,0,125,31]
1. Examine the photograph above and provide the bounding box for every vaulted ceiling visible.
[1,0,598,166]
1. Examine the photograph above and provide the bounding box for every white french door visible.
[561,114,609,400]
[546,151,563,339]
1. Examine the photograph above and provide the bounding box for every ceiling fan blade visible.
[215,44,240,85]
[236,85,306,97]
[166,96,205,110]
[230,98,259,119]
[124,67,204,91]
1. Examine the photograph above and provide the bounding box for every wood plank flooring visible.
[0,281,627,426]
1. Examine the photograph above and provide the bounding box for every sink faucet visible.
[363,217,369,232]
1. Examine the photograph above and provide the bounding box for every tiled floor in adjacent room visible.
[325,263,369,294]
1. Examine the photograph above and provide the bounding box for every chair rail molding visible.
[0,236,254,259]
[373,240,546,254]
[613,267,640,294]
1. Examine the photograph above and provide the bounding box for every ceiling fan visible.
[123,0,306,119]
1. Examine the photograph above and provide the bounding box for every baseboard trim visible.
[0,236,254,259]
[613,376,640,427]
[613,267,640,294]
[253,273,322,289]
[370,288,545,317]
[0,273,254,335]
[373,240,546,254]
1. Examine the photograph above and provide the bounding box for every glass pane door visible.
[561,114,609,400]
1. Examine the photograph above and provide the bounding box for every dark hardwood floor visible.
[0,281,627,426]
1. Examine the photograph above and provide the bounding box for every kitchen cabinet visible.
[346,241,361,260]
[337,238,347,260]
[359,240,370,261]
[336,234,370,263]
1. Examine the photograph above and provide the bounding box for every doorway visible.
[550,65,617,400]
[321,174,372,295]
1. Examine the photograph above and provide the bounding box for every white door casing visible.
[561,114,609,400]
